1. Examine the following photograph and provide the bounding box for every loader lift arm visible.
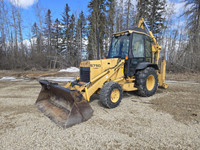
[64,59,126,102]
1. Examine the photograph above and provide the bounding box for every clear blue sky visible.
[5,0,184,39]
[40,0,91,19]
[6,0,91,39]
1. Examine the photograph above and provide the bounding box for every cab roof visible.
[113,27,149,37]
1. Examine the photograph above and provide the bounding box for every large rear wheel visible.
[100,81,123,108]
[135,67,158,97]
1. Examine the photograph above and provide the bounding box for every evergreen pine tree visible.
[119,0,124,31]
[31,22,39,38]
[136,0,150,23]
[68,14,76,66]
[44,9,53,54]
[52,18,62,54]
[124,0,134,29]
[31,22,41,53]
[149,0,166,36]
[75,11,87,61]
[61,4,71,54]
[105,0,116,54]
[88,0,106,59]
[124,0,136,29]
[136,0,166,36]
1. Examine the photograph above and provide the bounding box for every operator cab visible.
[107,27,153,76]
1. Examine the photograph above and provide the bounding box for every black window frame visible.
[144,36,152,63]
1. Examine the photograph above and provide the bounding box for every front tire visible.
[135,67,158,97]
[100,81,123,108]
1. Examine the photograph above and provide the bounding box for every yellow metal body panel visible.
[80,58,124,82]
[121,82,137,91]
[158,60,168,88]
[66,59,126,101]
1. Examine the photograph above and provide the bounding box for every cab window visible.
[132,33,144,57]
[108,34,130,58]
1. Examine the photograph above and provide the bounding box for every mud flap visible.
[35,80,93,128]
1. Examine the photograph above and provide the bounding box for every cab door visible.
[128,33,145,76]
[128,33,152,76]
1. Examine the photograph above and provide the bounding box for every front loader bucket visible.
[35,80,93,128]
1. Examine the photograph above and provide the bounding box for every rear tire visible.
[135,67,158,97]
[100,81,123,108]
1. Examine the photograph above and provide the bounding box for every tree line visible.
[0,0,199,72]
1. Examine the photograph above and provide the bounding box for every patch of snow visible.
[0,76,24,81]
[40,77,75,82]
[59,67,79,73]
[0,76,75,82]
[0,76,16,80]
[23,39,31,49]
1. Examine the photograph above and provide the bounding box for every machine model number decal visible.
[90,64,101,68]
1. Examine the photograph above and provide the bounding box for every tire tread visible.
[135,67,158,97]
[100,81,122,108]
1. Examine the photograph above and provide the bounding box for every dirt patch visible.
[151,83,200,124]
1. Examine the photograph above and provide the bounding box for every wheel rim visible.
[146,75,155,91]
[110,89,120,103]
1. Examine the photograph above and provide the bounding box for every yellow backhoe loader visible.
[35,18,168,128]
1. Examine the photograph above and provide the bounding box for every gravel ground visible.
[0,79,200,149]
